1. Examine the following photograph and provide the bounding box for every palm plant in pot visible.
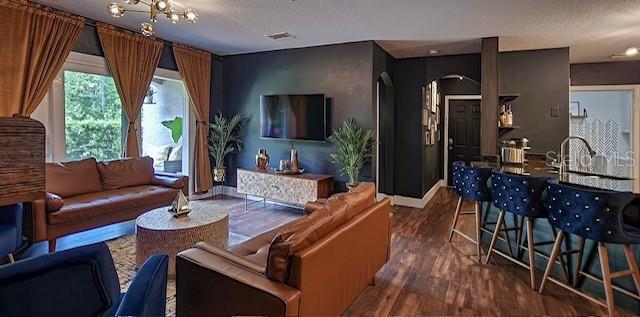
[328,118,375,189]
[208,112,249,182]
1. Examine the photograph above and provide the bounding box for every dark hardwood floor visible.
[16,189,624,315]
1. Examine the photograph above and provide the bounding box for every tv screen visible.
[260,94,327,141]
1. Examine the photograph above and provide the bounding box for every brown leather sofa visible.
[25,156,188,252]
[176,183,392,317]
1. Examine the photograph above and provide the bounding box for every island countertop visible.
[470,160,635,193]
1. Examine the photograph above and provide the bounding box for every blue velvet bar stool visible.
[539,181,640,316]
[485,170,571,290]
[448,161,493,262]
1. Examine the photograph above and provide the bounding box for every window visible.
[570,86,640,192]
[63,70,124,161]
[141,77,189,173]
[32,52,192,180]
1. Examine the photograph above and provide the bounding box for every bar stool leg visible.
[525,218,536,290]
[475,201,482,262]
[622,245,640,295]
[539,231,565,294]
[484,210,505,264]
[516,216,525,258]
[501,218,514,257]
[573,237,586,288]
[448,197,463,242]
[549,226,571,283]
[597,242,615,317]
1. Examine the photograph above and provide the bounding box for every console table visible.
[237,168,333,209]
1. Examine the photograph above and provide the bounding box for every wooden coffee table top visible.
[136,200,229,231]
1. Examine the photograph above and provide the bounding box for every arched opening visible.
[428,74,481,185]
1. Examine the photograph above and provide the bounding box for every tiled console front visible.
[237,168,333,206]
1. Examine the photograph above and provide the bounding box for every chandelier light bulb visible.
[108,2,124,17]
[155,0,169,12]
[124,0,139,4]
[140,22,154,36]
[184,9,198,23]
[167,11,180,23]
[625,47,639,57]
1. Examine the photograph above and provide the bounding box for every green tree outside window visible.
[64,71,123,161]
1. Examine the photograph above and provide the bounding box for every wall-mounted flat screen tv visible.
[260,94,327,142]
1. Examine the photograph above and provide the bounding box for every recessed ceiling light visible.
[429,49,440,55]
[625,47,638,57]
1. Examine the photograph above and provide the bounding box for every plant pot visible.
[347,182,359,192]
[213,167,226,182]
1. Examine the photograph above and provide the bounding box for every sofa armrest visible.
[24,200,47,243]
[194,242,265,274]
[116,254,168,317]
[152,174,186,189]
[176,247,300,317]
[303,201,325,215]
[45,193,64,212]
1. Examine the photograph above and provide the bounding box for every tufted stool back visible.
[451,161,492,202]
[491,170,549,218]
[545,181,640,244]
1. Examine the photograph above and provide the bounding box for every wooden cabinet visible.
[236,168,333,206]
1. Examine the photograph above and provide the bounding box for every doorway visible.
[443,96,482,185]
[376,73,394,197]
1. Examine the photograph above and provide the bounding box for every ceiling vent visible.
[265,32,295,40]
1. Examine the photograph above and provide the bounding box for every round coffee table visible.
[135,200,229,277]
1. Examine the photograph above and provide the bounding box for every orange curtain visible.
[0,0,83,117]
[173,44,213,193]
[97,23,163,158]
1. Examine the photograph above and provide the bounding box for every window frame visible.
[34,52,193,181]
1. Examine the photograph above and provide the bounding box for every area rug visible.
[106,232,250,316]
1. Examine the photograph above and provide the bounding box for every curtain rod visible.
[82,19,224,61]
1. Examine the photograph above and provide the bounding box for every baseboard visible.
[391,179,445,209]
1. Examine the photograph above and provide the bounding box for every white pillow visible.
[146,144,172,164]
[168,143,182,161]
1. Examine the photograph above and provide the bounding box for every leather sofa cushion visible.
[47,185,177,225]
[46,158,102,198]
[97,157,155,190]
[45,193,64,213]
[328,182,376,219]
[266,201,349,282]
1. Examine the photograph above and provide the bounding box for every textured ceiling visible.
[35,0,640,63]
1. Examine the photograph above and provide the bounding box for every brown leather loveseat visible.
[176,183,392,316]
[26,156,188,252]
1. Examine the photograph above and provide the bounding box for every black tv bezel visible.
[259,94,328,143]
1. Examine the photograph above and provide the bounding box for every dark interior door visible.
[448,99,481,185]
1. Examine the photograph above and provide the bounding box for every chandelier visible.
[107,0,199,36]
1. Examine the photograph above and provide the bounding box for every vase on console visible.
[290,148,299,173]
[256,149,269,170]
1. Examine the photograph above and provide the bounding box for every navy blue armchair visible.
[0,242,168,317]
[0,203,22,263]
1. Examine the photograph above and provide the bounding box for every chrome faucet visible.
[559,135,596,180]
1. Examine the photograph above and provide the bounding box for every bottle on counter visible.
[506,104,513,126]
[499,105,507,127]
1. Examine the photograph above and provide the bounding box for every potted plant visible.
[328,118,375,189]
[208,113,249,182]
